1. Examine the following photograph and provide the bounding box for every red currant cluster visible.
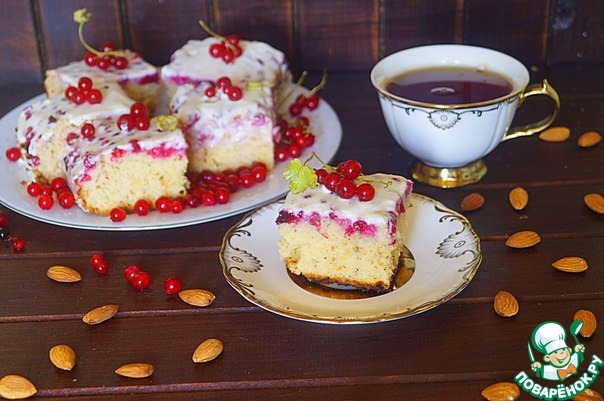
[289,93,320,117]
[5,147,21,162]
[274,117,316,162]
[205,77,243,101]
[83,42,128,70]
[122,263,182,293]
[117,103,150,132]
[316,160,376,201]
[26,177,76,211]
[0,211,25,252]
[90,253,110,275]
[108,162,269,222]
[65,77,103,105]
[209,34,242,64]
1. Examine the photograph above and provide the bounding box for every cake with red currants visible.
[63,113,189,215]
[16,79,133,184]
[276,159,413,293]
[160,36,292,102]
[169,78,277,173]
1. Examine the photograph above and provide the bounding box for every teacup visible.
[370,44,560,188]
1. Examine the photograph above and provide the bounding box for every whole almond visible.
[460,193,485,211]
[0,375,37,399]
[584,193,604,214]
[577,130,602,148]
[505,230,541,248]
[508,187,529,210]
[573,309,597,337]
[192,338,224,363]
[539,126,570,142]
[115,363,154,378]
[573,388,603,401]
[552,256,588,273]
[494,291,519,317]
[49,344,76,371]
[46,265,82,283]
[82,304,119,325]
[481,381,520,401]
[178,289,215,307]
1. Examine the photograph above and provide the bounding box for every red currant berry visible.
[130,103,147,117]
[11,236,25,252]
[209,43,225,58]
[94,259,110,275]
[100,42,116,52]
[134,199,151,216]
[84,52,98,66]
[78,77,93,91]
[323,172,343,192]
[238,171,254,188]
[304,134,315,147]
[201,192,216,206]
[155,196,171,213]
[186,195,201,208]
[205,86,217,97]
[58,191,76,209]
[228,86,242,101]
[124,264,141,281]
[296,116,310,126]
[222,49,235,63]
[97,57,110,70]
[304,94,320,110]
[227,34,240,45]
[135,116,150,130]
[72,91,85,105]
[170,199,184,214]
[131,271,151,291]
[224,172,239,191]
[38,195,54,210]
[274,145,289,162]
[114,56,128,69]
[90,253,105,267]
[26,182,41,197]
[356,183,375,201]
[295,94,307,106]
[6,147,21,162]
[335,179,357,199]
[110,207,127,222]
[86,89,103,104]
[337,160,363,180]
[289,103,303,117]
[40,186,53,197]
[81,123,96,140]
[65,86,78,101]
[164,276,182,295]
[216,77,231,89]
[215,186,230,204]
[251,164,267,183]
[315,168,328,184]
[288,144,303,158]
[117,114,135,131]
[51,177,68,192]
[0,212,7,227]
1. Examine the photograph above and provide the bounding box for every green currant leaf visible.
[283,158,317,194]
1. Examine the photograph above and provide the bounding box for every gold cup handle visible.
[502,79,560,141]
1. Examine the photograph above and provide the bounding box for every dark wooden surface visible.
[1,1,603,400]
[1,64,603,400]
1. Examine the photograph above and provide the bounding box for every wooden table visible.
[0,66,602,400]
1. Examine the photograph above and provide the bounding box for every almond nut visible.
[49,344,76,371]
[46,265,82,283]
[460,192,485,211]
[508,187,529,210]
[573,309,597,337]
[505,230,541,248]
[577,130,602,148]
[539,126,570,142]
[192,338,224,363]
[493,291,519,317]
[115,363,154,378]
[0,374,37,399]
[481,381,520,401]
[82,304,119,325]
[552,256,588,273]
[178,289,215,307]
[573,387,603,401]
[584,193,604,214]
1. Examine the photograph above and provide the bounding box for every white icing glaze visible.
[161,38,290,87]
[48,50,159,87]
[169,82,276,148]
[281,173,413,227]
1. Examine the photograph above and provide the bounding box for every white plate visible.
[220,194,482,324]
[0,88,342,231]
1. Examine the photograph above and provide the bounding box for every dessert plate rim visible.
[0,87,342,231]
[220,193,482,324]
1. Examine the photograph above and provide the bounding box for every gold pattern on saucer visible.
[412,159,487,188]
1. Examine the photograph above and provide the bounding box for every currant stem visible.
[199,20,238,53]
[308,71,328,96]
[277,71,309,109]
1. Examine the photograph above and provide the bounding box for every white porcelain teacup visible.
[371,44,560,187]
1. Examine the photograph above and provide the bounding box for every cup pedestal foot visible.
[412,159,487,188]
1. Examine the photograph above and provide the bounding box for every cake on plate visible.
[169,80,277,173]
[276,162,413,293]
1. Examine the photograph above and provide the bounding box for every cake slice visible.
[63,117,189,215]
[169,81,277,173]
[16,82,133,184]
[276,169,413,293]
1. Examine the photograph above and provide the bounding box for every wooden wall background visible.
[0,0,602,87]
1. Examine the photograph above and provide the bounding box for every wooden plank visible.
[297,0,379,72]
[0,0,42,86]
[124,0,211,67]
[37,0,122,68]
